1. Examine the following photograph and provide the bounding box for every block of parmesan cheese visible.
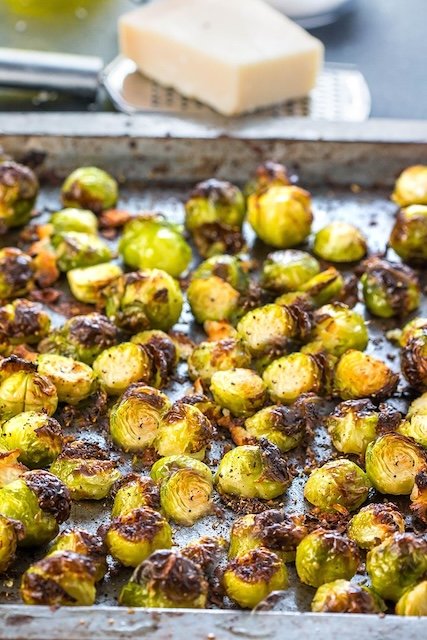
[119,0,324,116]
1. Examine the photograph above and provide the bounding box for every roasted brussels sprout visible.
[409,469,427,523]
[131,330,178,387]
[210,368,267,417]
[0,469,71,546]
[93,342,152,396]
[53,231,113,272]
[398,409,427,448]
[67,262,123,304]
[0,448,27,488]
[395,580,427,616]
[396,317,427,347]
[0,357,58,420]
[156,402,214,460]
[304,459,371,513]
[314,222,367,263]
[237,304,304,358]
[215,440,290,500]
[37,354,96,405]
[50,440,121,500]
[263,353,323,405]
[390,205,427,264]
[48,528,107,582]
[299,266,345,307]
[401,330,427,390]
[247,185,312,248]
[111,474,160,518]
[109,384,171,453]
[21,550,97,606]
[261,250,320,293]
[0,161,38,232]
[366,532,427,601]
[0,411,63,469]
[50,208,98,235]
[185,179,245,257]
[311,579,385,614]
[105,269,183,333]
[224,548,288,609]
[392,165,427,207]
[61,166,118,213]
[296,530,360,588]
[181,535,226,569]
[106,506,172,568]
[307,303,368,357]
[360,257,420,318]
[327,399,379,456]
[119,549,208,608]
[0,248,34,301]
[0,514,21,572]
[244,402,306,453]
[347,503,405,550]
[0,299,50,352]
[245,161,291,197]
[188,338,251,385]
[334,350,398,401]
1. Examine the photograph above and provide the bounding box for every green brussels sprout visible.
[244,402,306,452]
[365,433,426,495]
[334,350,398,401]
[215,440,290,500]
[93,342,152,396]
[106,506,172,568]
[111,474,160,518]
[131,330,178,387]
[263,353,323,405]
[67,262,123,304]
[48,528,107,582]
[398,410,427,448]
[50,440,121,500]
[401,330,427,390]
[260,250,320,293]
[50,208,98,235]
[0,357,58,420]
[392,165,427,207]
[304,459,371,513]
[188,338,251,385]
[360,257,420,318]
[396,317,427,347]
[367,532,427,601]
[21,550,97,606]
[296,530,360,588]
[396,580,427,616]
[210,368,267,417]
[0,411,63,469]
[151,455,213,526]
[119,215,192,277]
[37,354,96,405]
[224,548,288,609]
[237,304,304,358]
[53,231,113,272]
[247,185,313,248]
[311,579,385,614]
[0,447,27,488]
[306,303,368,357]
[390,205,427,264]
[0,161,39,232]
[406,391,427,417]
[156,402,214,460]
[245,161,291,197]
[0,248,34,301]
[314,222,367,263]
[410,470,427,523]
[347,503,405,550]
[192,254,249,291]
[119,549,208,608]
[61,166,118,213]
[105,269,183,333]
[185,179,245,257]
[299,266,345,307]
[0,469,71,546]
[39,313,118,365]
[0,514,21,572]
[0,299,50,351]
[109,384,171,453]
[326,399,379,456]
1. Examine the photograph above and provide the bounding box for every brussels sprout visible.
[237,304,303,358]
[109,384,171,453]
[48,528,107,582]
[50,440,121,500]
[307,303,368,357]
[260,250,320,293]
[181,536,226,569]
[192,254,249,291]
[61,166,118,213]
[210,368,267,417]
[0,161,39,232]
[360,257,420,318]
[21,550,97,606]
[215,440,290,500]
[395,580,427,616]
[304,459,371,512]
[0,448,27,488]
[327,399,379,456]
[224,548,288,609]
[93,342,152,396]
[37,354,96,405]
[365,433,426,495]
[0,514,21,572]
[244,402,306,453]
[188,338,251,385]
[390,205,427,264]
[111,474,160,518]
[0,248,34,301]
[392,165,427,207]
[131,330,178,388]
[0,299,50,351]
[296,530,360,588]
[184,179,245,257]
[245,161,291,197]
[347,503,405,550]
[67,262,123,304]
[396,317,427,347]
[398,410,427,448]
[0,411,63,469]
[156,402,214,460]
[311,579,385,614]
[119,216,192,277]
[367,532,427,601]
[263,353,323,405]
[119,549,208,608]
[53,231,113,272]
[106,506,172,568]
[409,469,427,523]
[39,313,118,365]
[247,185,313,248]
[406,391,427,417]
[0,469,71,546]
[334,350,398,401]
[105,269,183,333]
[314,222,367,263]
[50,208,98,235]
[401,330,427,390]
[299,267,345,307]
[0,357,58,420]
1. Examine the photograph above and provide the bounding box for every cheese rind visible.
[119,0,324,116]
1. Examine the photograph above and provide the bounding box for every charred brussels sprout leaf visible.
[0,161,39,233]
[0,248,34,301]
[263,353,323,405]
[245,161,291,197]
[188,338,251,385]
[244,403,306,453]
[0,514,21,572]
[314,222,367,263]
[93,342,152,396]
[53,231,113,272]
[37,354,96,405]
[299,266,345,308]
[0,411,63,468]
[0,357,58,420]
[395,580,427,616]
[156,402,214,460]
[311,579,385,614]
[390,204,427,264]
[261,250,320,293]
[307,303,368,357]
[48,528,107,582]
[401,330,427,390]
[67,262,123,304]
[304,459,371,512]
[296,530,360,588]
[131,330,178,387]
[0,299,50,352]
[410,469,427,523]
[334,350,398,401]
[210,368,267,417]
[61,166,118,214]
[111,474,160,518]
[326,399,379,456]
[392,165,427,207]
[360,257,420,318]
[50,208,98,235]
[347,503,405,550]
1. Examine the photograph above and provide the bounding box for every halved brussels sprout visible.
[61,166,118,213]
[0,161,38,232]
[261,250,320,293]
[50,208,98,235]
[327,399,379,456]
[398,410,427,447]
[401,330,427,390]
[360,257,420,318]
[311,579,385,614]
[304,459,371,512]
[0,357,58,420]
[187,276,240,324]
[156,402,214,460]
[210,368,267,417]
[314,222,367,263]
[263,353,323,404]
[390,204,427,264]
[237,304,301,357]
[93,342,152,396]
[365,433,426,495]
[53,231,113,272]
[307,303,368,357]
[131,330,178,387]
[188,338,251,385]
[0,514,21,572]
[367,532,427,601]
[67,262,123,304]
[296,530,360,588]
[334,350,398,400]
[37,354,96,405]
[0,248,34,301]
[299,266,345,308]
[111,474,160,517]
[347,503,405,550]
[0,447,27,488]
[0,299,50,350]
[0,411,63,468]
[409,469,427,523]
[245,161,291,197]
[48,528,107,582]
[395,580,427,616]
[391,165,427,207]
[244,402,306,453]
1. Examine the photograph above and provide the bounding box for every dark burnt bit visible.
[109,507,165,542]
[194,222,245,257]
[153,287,169,304]
[359,256,420,316]
[177,393,222,426]
[284,296,313,340]
[111,473,160,511]
[361,503,404,529]
[387,532,427,555]
[62,179,104,215]
[139,332,177,376]
[0,299,45,341]
[227,548,281,584]
[267,404,307,438]
[376,402,402,434]
[410,470,427,524]
[141,342,168,387]
[331,399,377,420]
[22,572,75,606]
[0,354,37,375]
[318,583,381,614]
[401,331,427,390]
[121,383,169,412]
[0,161,39,199]
[68,313,118,350]
[254,510,307,552]
[34,415,63,441]
[68,528,108,560]
[313,529,360,560]
[0,248,35,295]
[338,274,359,308]
[58,389,108,430]
[58,440,110,461]
[181,536,226,571]
[24,470,71,523]
[304,510,350,533]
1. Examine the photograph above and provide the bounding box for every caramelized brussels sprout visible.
[360,257,420,318]
[245,161,291,197]
[396,580,427,616]
[210,368,267,417]
[299,266,345,307]
[0,161,39,232]
[111,474,160,518]
[365,433,426,495]
[347,503,405,550]
[390,205,427,264]
[398,410,427,448]
[0,248,34,301]
[314,222,367,263]
[311,579,385,614]
[50,207,98,235]
[367,532,427,601]
[296,530,360,588]
[334,350,398,401]
[37,354,96,405]
[0,448,27,488]
[391,165,427,207]
[0,299,50,351]
[396,317,427,347]
[53,231,113,272]
[401,330,427,390]
[244,403,306,453]
[119,549,208,608]
[156,402,214,460]
[263,353,323,405]
[237,304,303,357]
[0,357,58,420]
[93,342,152,396]
[61,166,118,213]
[247,185,313,248]
[181,535,226,569]
[409,469,427,523]
[48,528,107,582]
[67,262,122,304]
[0,411,63,469]
[307,303,368,357]
[0,514,20,572]
[304,459,371,513]
[188,338,251,385]
[131,330,178,387]
[261,250,320,293]
[327,399,379,456]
